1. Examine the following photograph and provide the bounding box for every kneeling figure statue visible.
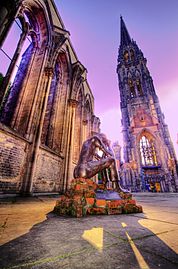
[74,133,127,193]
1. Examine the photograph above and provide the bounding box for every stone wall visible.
[33,147,63,193]
[0,0,100,195]
[0,129,26,193]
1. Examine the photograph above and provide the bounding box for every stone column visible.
[88,117,91,138]
[21,67,53,195]
[63,99,78,192]
[25,47,49,140]
[164,170,173,193]
[0,21,29,104]
[79,104,83,147]
[82,119,88,143]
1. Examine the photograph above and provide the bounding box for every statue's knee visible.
[80,170,87,178]
[74,166,87,178]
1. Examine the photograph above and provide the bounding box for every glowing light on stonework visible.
[139,136,157,166]
[96,147,104,158]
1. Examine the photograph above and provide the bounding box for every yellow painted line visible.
[126,232,150,269]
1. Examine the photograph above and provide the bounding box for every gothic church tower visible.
[117,17,178,192]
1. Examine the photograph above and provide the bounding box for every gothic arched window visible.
[139,135,157,166]
[0,11,37,127]
[128,79,136,98]
[124,51,129,62]
[41,62,60,149]
[130,49,134,61]
[136,79,143,96]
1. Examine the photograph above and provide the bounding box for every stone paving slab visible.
[0,193,178,269]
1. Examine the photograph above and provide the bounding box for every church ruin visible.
[0,0,100,195]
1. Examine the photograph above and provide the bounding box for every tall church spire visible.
[117,17,178,193]
[120,16,131,46]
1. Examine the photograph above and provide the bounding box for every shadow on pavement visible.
[0,212,178,269]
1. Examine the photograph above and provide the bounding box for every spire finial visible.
[120,16,131,46]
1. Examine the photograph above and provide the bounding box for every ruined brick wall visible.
[33,147,63,193]
[0,129,26,193]
[0,0,100,195]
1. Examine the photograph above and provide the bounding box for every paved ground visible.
[0,193,178,269]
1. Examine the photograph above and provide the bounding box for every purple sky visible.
[57,0,178,157]
[0,1,178,158]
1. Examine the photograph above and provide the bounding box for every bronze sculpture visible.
[74,133,127,193]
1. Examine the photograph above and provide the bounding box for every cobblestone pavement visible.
[0,193,178,269]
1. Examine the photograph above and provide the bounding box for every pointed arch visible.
[137,130,158,166]
[84,93,93,139]
[128,79,136,98]
[41,51,70,153]
[0,0,51,135]
[128,71,132,79]
[0,0,18,47]
[69,61,85,101]
[84,93,93,117]
[136,78,143,96]
[135,70,140,77]
[130,49,135,61]
[41,60,61,147]
[124,50,129,62]
[135,70,143,96]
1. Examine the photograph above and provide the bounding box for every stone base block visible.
[53,178,143,217]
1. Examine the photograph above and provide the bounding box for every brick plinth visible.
[54,178,143,217]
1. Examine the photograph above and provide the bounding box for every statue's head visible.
[97,133,110,147]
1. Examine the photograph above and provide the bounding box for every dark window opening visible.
[0,12,37,127]
[124,51,129,62]
[41,62,60,148]
[130,49,134,61]
[128,79,136,98]
[136,79,143,96]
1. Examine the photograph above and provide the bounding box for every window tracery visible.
[41,62,60,148]
[136,78,143,96]
[128,79,136,98]
[0,10,38,127]
[139,135,157,166]
[130,49,134,61]
[124,51,129,62]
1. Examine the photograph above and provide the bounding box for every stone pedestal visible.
[54,178,143,217]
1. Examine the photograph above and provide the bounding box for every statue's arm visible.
[94,153,101,160]
[106,146,114,157]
